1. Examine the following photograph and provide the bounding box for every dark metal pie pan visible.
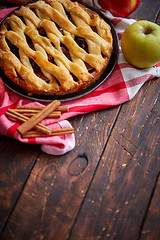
[0,2,119,102]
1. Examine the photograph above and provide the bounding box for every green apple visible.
[121,20,160,68]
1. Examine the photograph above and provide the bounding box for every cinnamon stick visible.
[17,100,61,136]
[17,105,69,112]
[22,113,61,118]
[6,109,53,135]
[15,109,61,118]
[22,128,74,138]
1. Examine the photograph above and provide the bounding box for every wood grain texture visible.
[129,0,160,22]
[68,78,160,240]
[139,174,160,240]
[0,0,160,240]
[139,9,160,240]
[0,135,39,233]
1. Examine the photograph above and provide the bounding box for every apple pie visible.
[0,0,113,95]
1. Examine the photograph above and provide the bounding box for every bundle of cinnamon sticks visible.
[5,100,74,138]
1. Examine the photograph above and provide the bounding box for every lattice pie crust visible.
[0,0,113,95]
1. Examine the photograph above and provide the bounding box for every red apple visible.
[0,77,5,106]
[98,0,140,17]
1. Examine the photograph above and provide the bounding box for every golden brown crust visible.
[0,0,113,95]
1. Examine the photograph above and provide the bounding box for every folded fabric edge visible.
[40,120,75,155]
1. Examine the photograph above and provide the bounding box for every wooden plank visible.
[139,9,160,240]
[0,1,160,240]
[0,107,122,239]
[139,174,160,240]
[129,0,160,22]
[0,135,39,233]
[0,3,14,9]
[68,77,160,239]
[0,2,36,235]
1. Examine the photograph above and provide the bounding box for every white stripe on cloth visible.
[40,120,75,155]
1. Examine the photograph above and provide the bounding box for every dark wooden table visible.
[0,0,160,239]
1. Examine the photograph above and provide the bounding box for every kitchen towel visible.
[0,1,160,155]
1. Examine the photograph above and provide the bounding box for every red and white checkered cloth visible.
[0,1,160,155]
